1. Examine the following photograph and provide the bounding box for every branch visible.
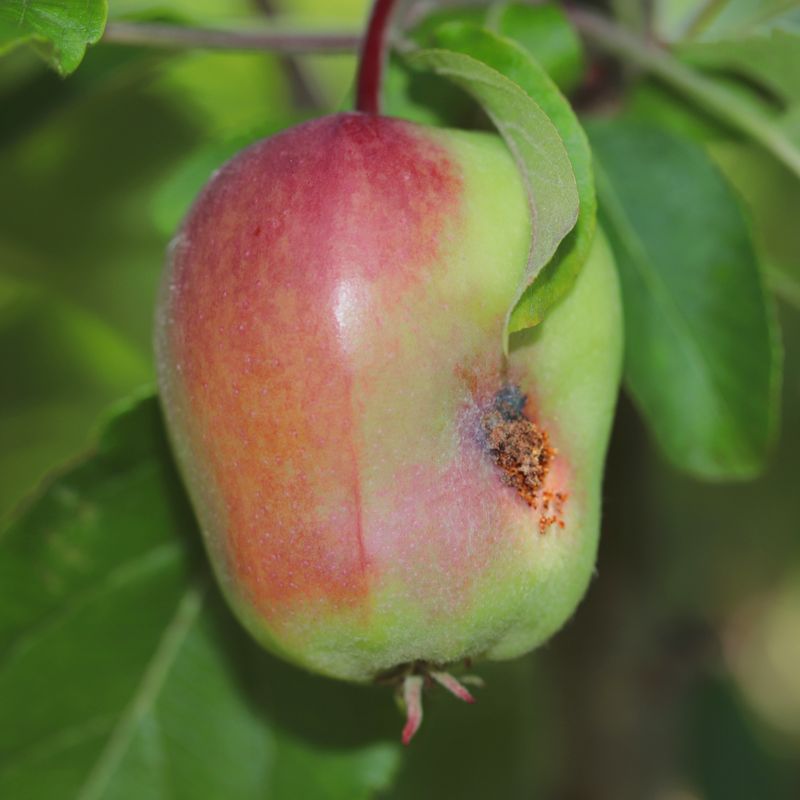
[102,21,361,54]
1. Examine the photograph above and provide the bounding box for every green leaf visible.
[624,81,735,143]
[655,0,799,42]
[382,55,479,128]
[679,27,800,105]
[426,23,596,332]
[406,43,579,350]
[588,119,780,480]
[686,0,800,40]
[493,3,585,93]
[384,2,585,129]
[624,82,800,310]
[0,395,401,799]
[0,0,107,75]
[410,2,585,93]
[709,140,800,310]
[572,9,800,180]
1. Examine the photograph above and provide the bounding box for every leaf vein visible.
[75,584,205,800]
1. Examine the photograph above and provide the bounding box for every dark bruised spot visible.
[481,385,554,510]
[492,384,527,420]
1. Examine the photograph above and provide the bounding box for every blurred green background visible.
[0,0,368,517]
[1,1,799,798]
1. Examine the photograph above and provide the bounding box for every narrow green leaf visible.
[406,46,579,350]
[571,8,800,179]
[0,0,108,75]
[685,0,800,40]
[655,0,798,42]
[0,396,401,799]
[427,23,596,332]
[679,28,800,104]
[588,119,780,480]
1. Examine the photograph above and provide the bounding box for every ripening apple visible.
[155,111,622,741]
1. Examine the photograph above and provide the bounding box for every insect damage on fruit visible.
[155,112,623,745]
[480,384,565,530]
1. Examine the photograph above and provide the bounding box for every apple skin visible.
[156,112,622,682]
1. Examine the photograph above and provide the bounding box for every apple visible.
[155,111,622,739]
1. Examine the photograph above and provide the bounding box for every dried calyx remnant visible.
[481,384,566,528]
[376,661,482,745]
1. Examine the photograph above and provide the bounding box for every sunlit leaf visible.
[0,0,107,75]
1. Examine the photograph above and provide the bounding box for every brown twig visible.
[102,21,361,54]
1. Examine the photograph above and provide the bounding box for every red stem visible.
[355,0,400,114]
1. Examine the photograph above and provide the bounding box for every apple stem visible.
[430,671,477,703]
[355,0,402,115]
[401,675,424,745]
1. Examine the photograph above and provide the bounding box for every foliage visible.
[0,0,107,74]
[588,118,778,479]
[0,395,400,799]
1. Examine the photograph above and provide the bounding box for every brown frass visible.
[480,385,554,509]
